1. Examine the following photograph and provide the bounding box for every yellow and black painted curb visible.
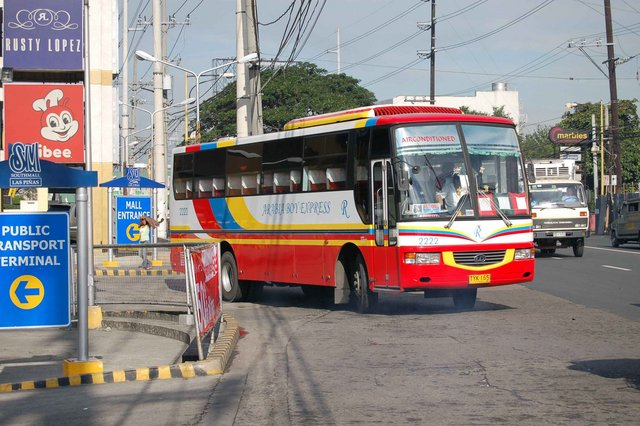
[0,314,239,393]
[94,268,182,277]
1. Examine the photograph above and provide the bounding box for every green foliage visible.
[199,62,376,140]
[557,100,640,188]
[458,105,512,120]
[520,126,556,161]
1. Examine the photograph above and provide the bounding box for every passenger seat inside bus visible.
[197,179,212,198]
[261,173,274,194]
[308,169,326,191]
[290,170,302,192]
[242,174,258,195]
[212,178,225,197]
[274,172,290,193]
[227,175,242,196]
[326,167,346,190]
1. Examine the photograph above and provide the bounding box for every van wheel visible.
[610,231,620,248]
[221,252,247,302]
[573,239,584,257]
[349,255,377,314]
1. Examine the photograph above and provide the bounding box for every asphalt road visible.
[526,235,640,322]
[2,237,639,425]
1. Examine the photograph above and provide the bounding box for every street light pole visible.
[135,51,258,144]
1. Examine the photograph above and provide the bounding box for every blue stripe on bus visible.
[209,198,243,230]
[364,117,379,127]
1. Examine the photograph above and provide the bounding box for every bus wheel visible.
[350,255,377,314]
[452,288,477,310]
[573,239,584,257]
[221,252,245,302]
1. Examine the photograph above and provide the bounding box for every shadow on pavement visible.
[569,359,640,390]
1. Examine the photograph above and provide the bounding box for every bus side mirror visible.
[526,163,536,183]
[396,165,410,191]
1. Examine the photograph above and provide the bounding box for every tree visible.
[198,62,376,140]
[558,100,640,189]
[459,105,513,121]
[520,126,556,161]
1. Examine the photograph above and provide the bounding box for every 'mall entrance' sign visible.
[116,196,152,244]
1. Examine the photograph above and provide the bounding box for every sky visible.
[125,0,640,135]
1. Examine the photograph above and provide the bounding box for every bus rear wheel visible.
[350,255,377,314]
[221,251,247,302]
[452,288,477,310]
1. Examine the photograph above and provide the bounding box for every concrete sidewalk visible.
[0,310,239,392]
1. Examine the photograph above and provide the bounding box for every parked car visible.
[610,198,640,247]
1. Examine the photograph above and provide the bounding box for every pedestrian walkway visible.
[0,308,239,393]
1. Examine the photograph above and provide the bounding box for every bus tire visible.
[221,251,245,302]
[452,288,477,310]
[572,239,584,257]
[350,255,377,314]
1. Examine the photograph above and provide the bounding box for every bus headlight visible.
[405,252,440,264]
[514,248,535,260]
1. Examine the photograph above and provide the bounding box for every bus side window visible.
[197,179,212,198]
[227,175,242,196]
[212,178,225,197]
[290,170,302,192]
[326,168,346,190]
[261,173,273,194]
[242,174,258,195]
[274,172,290,193]
[307,169,326,191]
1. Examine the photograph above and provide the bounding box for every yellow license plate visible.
[469,274,491,285]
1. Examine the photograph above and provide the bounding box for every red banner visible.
[189,244,222,338]
[3,83,85,163]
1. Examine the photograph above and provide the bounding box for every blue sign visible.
[3,0,84,71]
[0,143,97,188]
[0,212,70,329]
[116,196,151,244]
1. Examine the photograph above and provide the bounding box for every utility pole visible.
[327,28,341,74]
[121,0,129,172]
[604,0,622,192]
[416,0,436,104]
[236,0,263,137]
[152,0,167,238]
[429,0,435,104]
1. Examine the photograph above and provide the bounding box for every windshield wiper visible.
[478,190,512,227]
[445,193,469,229]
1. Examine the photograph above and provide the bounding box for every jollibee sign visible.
[3,83,84,164]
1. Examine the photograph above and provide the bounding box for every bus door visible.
[371,160,399,288]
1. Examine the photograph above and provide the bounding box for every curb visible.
[94,269,183,277]
[0,314,239,393]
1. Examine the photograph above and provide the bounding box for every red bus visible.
[170,105,534,312]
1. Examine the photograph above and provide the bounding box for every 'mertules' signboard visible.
[548,127,590,144]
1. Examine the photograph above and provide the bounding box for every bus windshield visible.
[529,182,586,208]
[394,124,528,220]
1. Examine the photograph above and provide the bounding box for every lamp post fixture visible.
[121,125,151,171]
[134,50,258,144]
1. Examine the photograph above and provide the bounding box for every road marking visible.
[602,264,631,272]
[551,257,563,260]
[587,246,640,255]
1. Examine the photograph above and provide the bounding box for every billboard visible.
[2,0,84,70]
[3,83,85,164]
[548,127,590,145]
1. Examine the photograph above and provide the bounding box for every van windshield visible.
[529,182,586,208]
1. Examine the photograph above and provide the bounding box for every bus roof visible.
[283,104,463,130]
